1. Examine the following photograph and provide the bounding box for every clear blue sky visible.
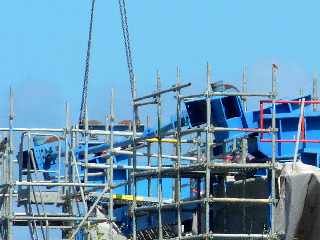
[1,0,320,238]
[0,0,319,128]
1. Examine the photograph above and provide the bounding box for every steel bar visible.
[144,138,195,144]
[242,65,248,111]
[29,181,47,239]
[131,76,138,240]
[0,128,142,137]
[12,216,108,221]
[293,98,305,166]
[134,196,270,212]
[181,91,273,101]
[260,138,320,143]
[63,101,73,238]
[70,148,88,215]
[207,162,272,169]
[83,105,89,194]
[261,99,320,104]
[132,162,271,179]
[313,71,318,111]
[205,63,211,238]
[133,82,191,102]
[134,100,157,107]
[26,132,36,239]
[179,127,277,136]
[210,127,277,133]
[10,225,73,229]
[156,71,163,240]
[70,184,109,239]
[113,149,198,161]
[271,64,277,235]
[165,233,271,240]
[147,142,151,199]
[134,199,203,212]
[209,92,273,97]
[176,66,182,239]
[7,87,14,240]
[79,163,174,170]
[180,127,205,135]
[64,102,70,195]
[71,124,82,224]
[0,129,6,238]
[208,197,271,204]
[108,88,115,240]
[27,134,51,239]
[15,181,109,188]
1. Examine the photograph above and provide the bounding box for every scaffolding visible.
[129,64,278,240]
[0,64,281,240]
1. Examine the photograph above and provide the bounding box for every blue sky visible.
[1,1,320,238]
[0,0,319,129]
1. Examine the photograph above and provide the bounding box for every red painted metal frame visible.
[259,99,320,143]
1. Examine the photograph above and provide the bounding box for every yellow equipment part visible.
[145,138,178,143]
[112,194,148,202]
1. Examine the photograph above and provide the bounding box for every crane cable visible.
[79,0,96,125]
[118,0,137,107]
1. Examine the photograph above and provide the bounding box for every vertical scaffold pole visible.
[109,88,115,239]
[65,102,70,192]
[0,102,4,239]
[146,115,152,225]
[64,102,73,239]
[156,71,163,239]
[205,63,212,239]
[27,131,36,240]
[84,104,89,237]
[131,77,138,240]
[7,87,14,240]
[242,65,248,112]
[176,66,182,239]
[313,70,318,111]
[271,64,278,236]
[84,105,89,189]
[195,130,201,235]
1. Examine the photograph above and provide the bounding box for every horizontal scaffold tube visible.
[165,233,271,240]
[133,162,272,178]
[10,216,108,221]
[0,127,142,136]
[135,197,271,212]
[181,91,273,100]
[113,149,197,161]
[179,127,277,136]
[134,82,191,102]
[15,181,109,188]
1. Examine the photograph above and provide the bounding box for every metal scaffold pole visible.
[0,63,285,240]
[7,87,14,240]
[63,101,73,239]
[271,64,278,236]
[242,65,248,112]
[313,70,318,111]
[176,66,182,239]
[131,76,138,240]
[109,88,115,239]
[205,63,212,239]
[156,71,163,239]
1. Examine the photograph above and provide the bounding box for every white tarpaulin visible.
[275,162,320,240]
